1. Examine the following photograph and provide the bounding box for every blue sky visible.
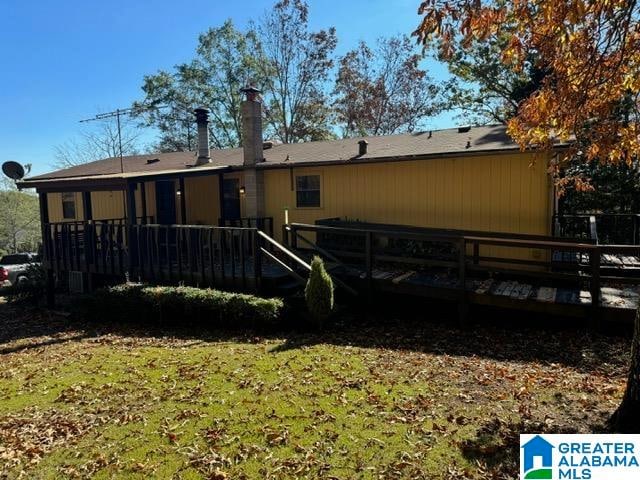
[0,0,456,176]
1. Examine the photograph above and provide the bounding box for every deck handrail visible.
[257,230,311,271]
[285,221,625,317]
[553,213,640,245]
[290,222,599,250]
[42,222,266,292]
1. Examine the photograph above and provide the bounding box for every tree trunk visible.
[610,307,640,432]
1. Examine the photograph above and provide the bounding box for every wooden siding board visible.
[184,175,221,225]
[47,192,85,222]
[264,153,552,260]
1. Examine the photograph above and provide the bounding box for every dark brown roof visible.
[23,125,538,184]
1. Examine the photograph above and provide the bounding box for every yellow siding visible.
[91,191,125,220]
[184,176,221,225]
[46,192,85,222]
[264,152,552,261]
[45,152,551,264]
[143,181,157,221]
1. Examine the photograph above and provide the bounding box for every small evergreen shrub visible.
[304,256,334,326]
[75,284,284,329]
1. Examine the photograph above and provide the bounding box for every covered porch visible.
[39,167,275,233]
[37,168,281,293]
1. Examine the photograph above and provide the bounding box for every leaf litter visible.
[0,298,632,479]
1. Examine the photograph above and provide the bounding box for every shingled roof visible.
[22,124,545,185]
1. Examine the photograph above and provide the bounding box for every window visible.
[62,192,76,219]
[295,175,321,208]
[0,254,30,265]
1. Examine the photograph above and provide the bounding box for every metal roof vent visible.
[263,139,283,150]
[358,140,368,156]
[458,125,471,133]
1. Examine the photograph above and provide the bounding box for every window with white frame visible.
[295,174,321,208]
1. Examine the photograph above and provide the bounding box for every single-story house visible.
[20,94,559,242]
[18,89,640,323]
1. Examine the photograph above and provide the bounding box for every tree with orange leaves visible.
[415,0,640,432]
[416,0,640,191]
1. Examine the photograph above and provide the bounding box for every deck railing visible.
[286,222,640,315]
[553,213,640,245]
[220,217,274,238]
[43,221,264,291]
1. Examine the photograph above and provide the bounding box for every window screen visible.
[295,175,321,208]
[62,192,76,219]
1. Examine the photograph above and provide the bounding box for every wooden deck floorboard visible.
[340,264,639,322]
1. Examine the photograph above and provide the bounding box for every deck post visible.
[126,182,137,278]
[179,177,187,224]
[253,230,262,293]
[472,241,479,265]
[82,192,95,290]
[140,182,147,224]
[458,238,469,327]
[365,231,373,301]
[218,173,225,225]
[589,246,601,330]
[39,193,55,307]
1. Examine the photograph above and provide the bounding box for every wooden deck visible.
[42,222,298,294]
[42,218,640,324]
[287,221,640,324]
[553,250,640,274]
[325,266,637,322]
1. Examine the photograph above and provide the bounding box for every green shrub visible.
[304,256,334,326]
[75,283,284,330]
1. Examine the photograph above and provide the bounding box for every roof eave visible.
[255,145,566,170]
[18,165,232,191]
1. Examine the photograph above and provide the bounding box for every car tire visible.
[16,276,28,285]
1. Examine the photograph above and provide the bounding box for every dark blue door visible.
[223,178,241,221]
[155,181,177,225]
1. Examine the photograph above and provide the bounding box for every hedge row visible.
[76,283,284,329]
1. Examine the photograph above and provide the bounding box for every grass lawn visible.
[0,298,631,479]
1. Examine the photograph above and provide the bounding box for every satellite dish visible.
[2,161,25,181]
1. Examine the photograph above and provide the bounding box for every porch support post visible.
[82,192,92,220]
[179,177,187,224]
[82,191,94,290]
[140,182,147,224]
[126,183,137,224]
[218,173,225,226]
[39,192,55,307]
[126,182,137,277]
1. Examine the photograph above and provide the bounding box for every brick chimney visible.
[194,107,211,165]
[240,86,265,218]
[241,86,264,166]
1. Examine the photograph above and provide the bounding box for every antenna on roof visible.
[79,107,141,174]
